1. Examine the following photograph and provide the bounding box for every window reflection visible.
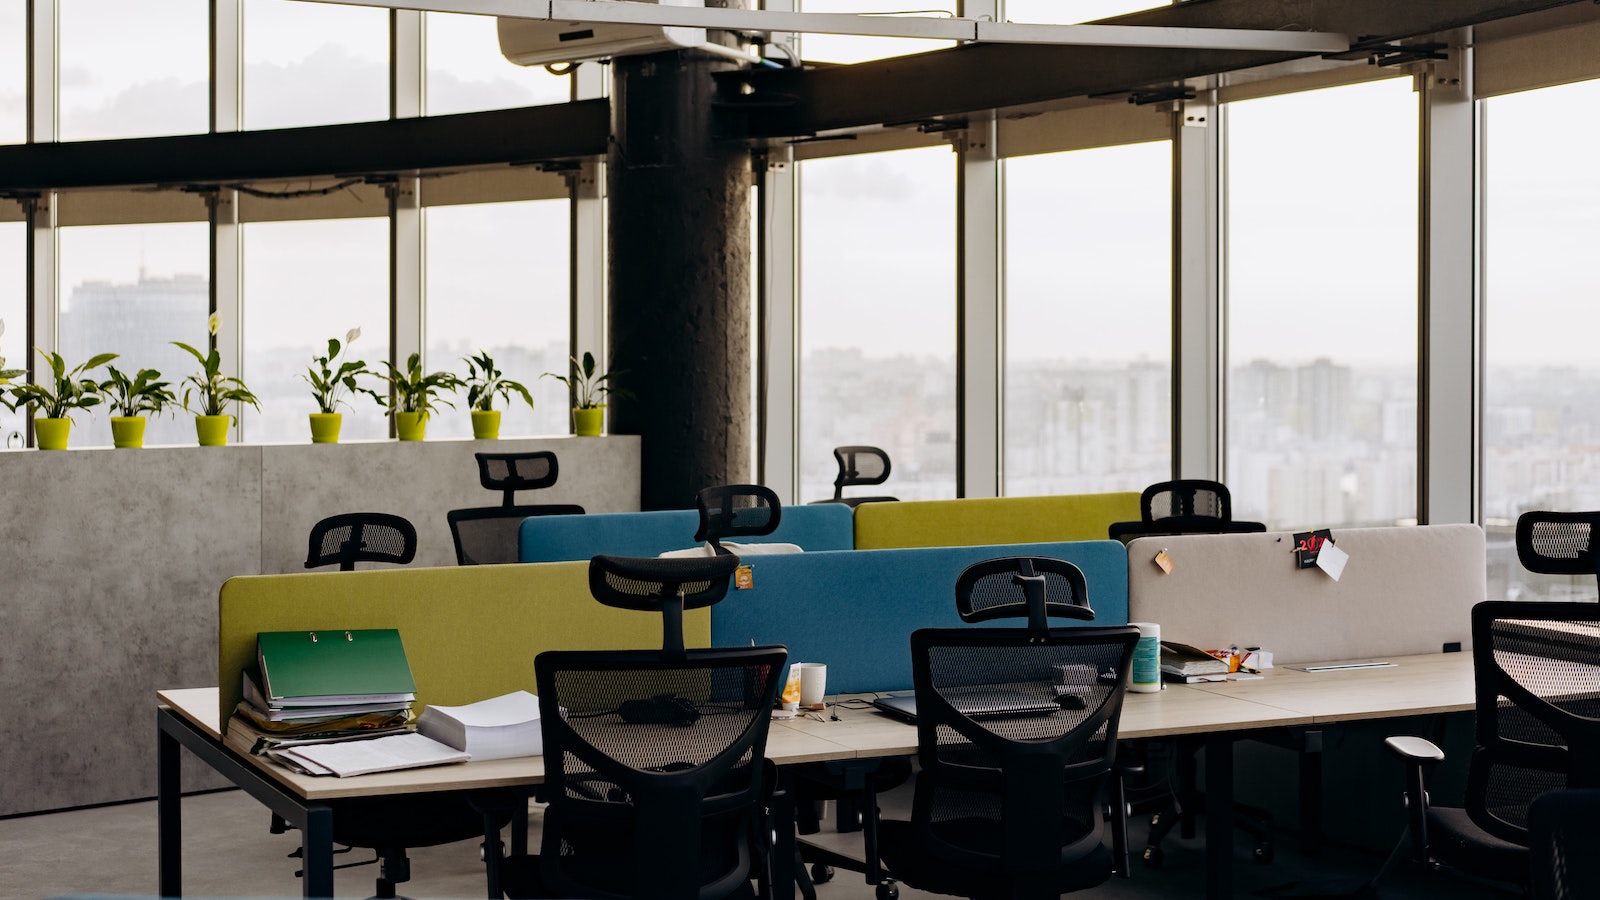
[1482,77,1600,602]
[799,0,955,64]
[244,0,388,130]
[424,200,569,438]
[0,3,23,144]
[799,145,956,501]
[58,0,208,141]
[425,12,570,115]
[242,218,390,443]
[1004,141,1171,496]
[1224,78,1418,531]
[0,221,24,447]
[56,222,210,448]
[1003,0,1168,23]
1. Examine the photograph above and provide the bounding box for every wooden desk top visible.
[1183,651,1475,723]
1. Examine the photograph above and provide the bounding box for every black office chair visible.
[811,445,897,507]
[1385,601,1600,890]
[877,556,1140,900]
[695,483,782,555]
[1530,790,1600,900]
[1108,478,1266,542]
[448,452,585,565]
[501,553,787,900]
[1516,510,1600,596]
[305,512,418,571]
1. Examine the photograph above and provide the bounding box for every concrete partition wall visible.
[0,436,638,816]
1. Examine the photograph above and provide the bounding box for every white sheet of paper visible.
[1316,540,1349,581]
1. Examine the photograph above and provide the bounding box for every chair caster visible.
[875,879,898,900]
[1253,842,1274,864]
[1142,845,1163,868]
[810,864,834,884]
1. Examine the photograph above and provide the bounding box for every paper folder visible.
[257,629,418,704]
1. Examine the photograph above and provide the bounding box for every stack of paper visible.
[273,732,470,777]
[416,691,544,761]
[1160,641,1232,683]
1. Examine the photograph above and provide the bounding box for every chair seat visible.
[328,792,510,850]
[878,816,1113,899]
[1426,806,1529,885]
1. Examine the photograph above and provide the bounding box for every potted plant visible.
[9,349,117,450]
[462,350,534,440]
[100,365,177,449]
[544,351,632,437]
[378,352,463,441]
[302,328,379,444]
[174,315,260,447]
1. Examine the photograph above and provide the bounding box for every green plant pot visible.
[110,416,147,449]
[395,411,427,441]
[573,407,603,437]
[35,417,71,450]
[471,409,501,440]
[309,413,342,444]
[195,415,231,447]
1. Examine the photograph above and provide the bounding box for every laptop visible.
[872,688,1065,723]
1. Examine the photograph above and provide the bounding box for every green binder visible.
[257,629,418,705]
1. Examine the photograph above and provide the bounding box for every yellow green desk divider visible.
[852,492,1142,550]
[218,562,711,725]
[257,629,416,702]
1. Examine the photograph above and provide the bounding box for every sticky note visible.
[1316,540,1349,581]
[734,565,754,590]
[1154,549,1173,574]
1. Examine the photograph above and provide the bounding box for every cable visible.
[220,178,364,200]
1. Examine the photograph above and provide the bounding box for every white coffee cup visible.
[795,662,827,708]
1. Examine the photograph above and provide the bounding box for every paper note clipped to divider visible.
[1316,540,1349,581]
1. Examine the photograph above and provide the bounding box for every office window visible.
[242,218,390,444]
[58,0,208,141]
[1004,141,1171,496]
[799,0,955,65]
[0,221,23,447]
[425,12,570,115]
[1004,0,1168,23]
[1224,78,1419,530]
[0,3,22,145]
[56,223,210,448]
[799,145,956,502]
[424,200,569,438]
[244,0,388,130]
[1482,77,1600,602]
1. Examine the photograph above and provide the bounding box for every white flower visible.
[208,312,221,336]
[346,327,361,345]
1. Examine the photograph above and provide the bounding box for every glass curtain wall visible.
[1225,78,1419,531]
[425,12,570,114]
[242,218,390,443]
[244,0,389,130]
[798,145,957,502]
[799,0,954,64]
[0,221,24,446]
[1003,0,1168,23]
[1,3,24,144]
[58,0,207,141]
[1482,77,1600,602]
[1004,141,1171,496]
[424,200,569,438]
[56,223,209,447]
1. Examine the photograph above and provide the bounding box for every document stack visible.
[1159,640,1232,683]
[416,690,544,761]
[226,629,469,777]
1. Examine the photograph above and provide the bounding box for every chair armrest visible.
[1384,735,1445,765]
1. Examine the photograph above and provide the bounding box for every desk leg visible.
[1299,729,1324,857]
[1204,734,1234,900]
[158,720,182,898]
[301,804,334,898]
[771,771,796,900]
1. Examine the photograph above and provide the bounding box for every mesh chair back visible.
[905,624,1139,886]
[1142,479,1232,521]
[1530,790,1600,900]
[476,451,559,507]
[694,484,782,552]
[589,554,740,613]
[1107,517,1266,543]
[534,644,787,900]
[1467,601,1600,847]
[305,513,417,571]
[1516,511,1600,585]
[827,445,898,506]
[447,505,585,565]
[956,556,1095,628]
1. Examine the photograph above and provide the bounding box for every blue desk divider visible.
[710,541,1129,694]
[518,503,856,563]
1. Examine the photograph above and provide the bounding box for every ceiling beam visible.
[723,0,1590,138]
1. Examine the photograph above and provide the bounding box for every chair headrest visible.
[476,451,559,506]
[1516,511,1600,577]
[694,484,782,548]
[1142,479,1232,522]
[955,556,1094,636]
[588,554,741,612]
[833,446,891,489]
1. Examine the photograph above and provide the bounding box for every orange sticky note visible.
[1153,549,1173,574]
[734,565,754,590]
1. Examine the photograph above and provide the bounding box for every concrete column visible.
[608,44,753,510]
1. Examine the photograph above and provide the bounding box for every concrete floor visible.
[0,787,1516,900]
